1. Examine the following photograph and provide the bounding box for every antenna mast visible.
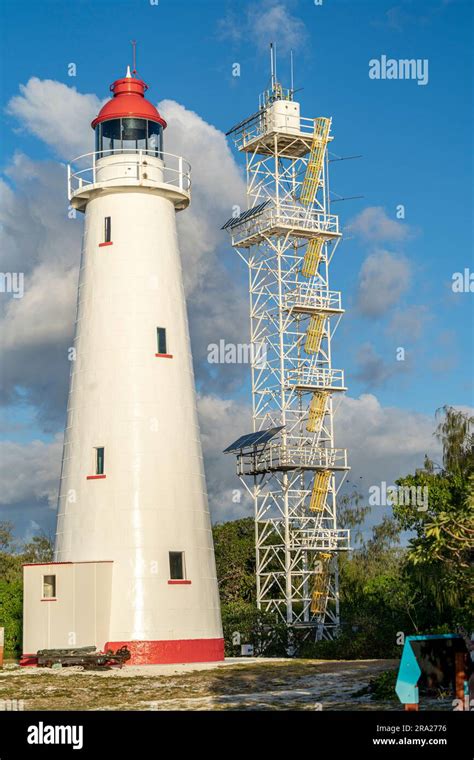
[131,40,137,76]
[290,50,294,95]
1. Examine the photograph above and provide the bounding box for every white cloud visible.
[218,1,307,55]
[353,342,404,387]
[198,393,253,522]
[0,435,62,507]
[347,206,413,244]
[0,153,82,420]
[388,305,431,340]
[335,394,441,493]
[158,98,246,295]
[0,264,77,352]
[6,77,101,160]
[0,81,248,420]
[247,2,308,54]
[356,249,411,317]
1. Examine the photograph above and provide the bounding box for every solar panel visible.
[225,109,264,137]
[223,425,284,453]
[221,200,271,230]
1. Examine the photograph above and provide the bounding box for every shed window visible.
[169,552,185,580]
[157,327,167,355]
[43,575,56,598]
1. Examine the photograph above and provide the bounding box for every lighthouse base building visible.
[22,69,224,665]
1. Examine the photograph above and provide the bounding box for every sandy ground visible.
[0,658,410,711]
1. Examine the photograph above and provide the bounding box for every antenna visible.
[328,154,363,163]
[131,40,137,76]
[270,43,275,89]
[290,50,294,95]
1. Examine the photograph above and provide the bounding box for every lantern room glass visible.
[95,118,163,158]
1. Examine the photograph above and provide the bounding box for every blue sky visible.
[0,0,473,539]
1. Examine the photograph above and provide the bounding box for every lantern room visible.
[91,69,167,158]
[68,68,191,213]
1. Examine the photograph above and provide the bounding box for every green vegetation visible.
[0,406,472,661]
[213,406,473,658]
[0,526,53,658]
[354,669,398,701]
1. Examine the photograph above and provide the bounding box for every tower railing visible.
[236,443,348,476]
[230,202,340,247]
[67,149,192,200]
[283,285,342,313]
[285,366,346,391]
[234,114,317,151]
[289,528,351,551]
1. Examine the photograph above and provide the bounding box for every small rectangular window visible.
[43,575,56,598]
[157,327,167,355]
[95,447,105,475]
[104,217,111,243]
[169,552,185,580]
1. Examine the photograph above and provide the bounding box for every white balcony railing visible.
[67,149,191,201]
[237,443,348,475]
[234,115,317,150]
[230,202,340,246]
[283,285,342,313]
[286,366,346,390]
[289,528,350,551]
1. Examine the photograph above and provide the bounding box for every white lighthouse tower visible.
[22,68,224,665]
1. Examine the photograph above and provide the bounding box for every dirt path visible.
[0,658,402,711]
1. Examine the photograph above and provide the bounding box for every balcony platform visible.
[285,367,347,393]
[283,286,343,316]
[234,115,333,159]
[67,150,191,212]
[236,443,348,476]
[289,527,351,551]
[229,203,341,248]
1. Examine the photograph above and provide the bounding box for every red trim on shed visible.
[155,353,173,359]
[23,561,113,567]
[98,241,113,247]
[86,475,107,480]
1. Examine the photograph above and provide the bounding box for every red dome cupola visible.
[91,70,167,129]
[92,68,166,157]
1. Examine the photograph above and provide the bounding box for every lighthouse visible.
[22,68,224,665]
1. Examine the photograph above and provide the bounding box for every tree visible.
[21,532,54,563]
[393,407,474,615]
[0,523,54,658]
[212,518,256,604]
[434,405,474,479]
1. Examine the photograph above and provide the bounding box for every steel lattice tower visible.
[224,66,350,640]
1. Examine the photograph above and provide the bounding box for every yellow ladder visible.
[304,313,325,354]
[301,238,324,278]
[309,470,331,512]
[300,117,331,206]
[311,552,332,614]
[306,391,327,432]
